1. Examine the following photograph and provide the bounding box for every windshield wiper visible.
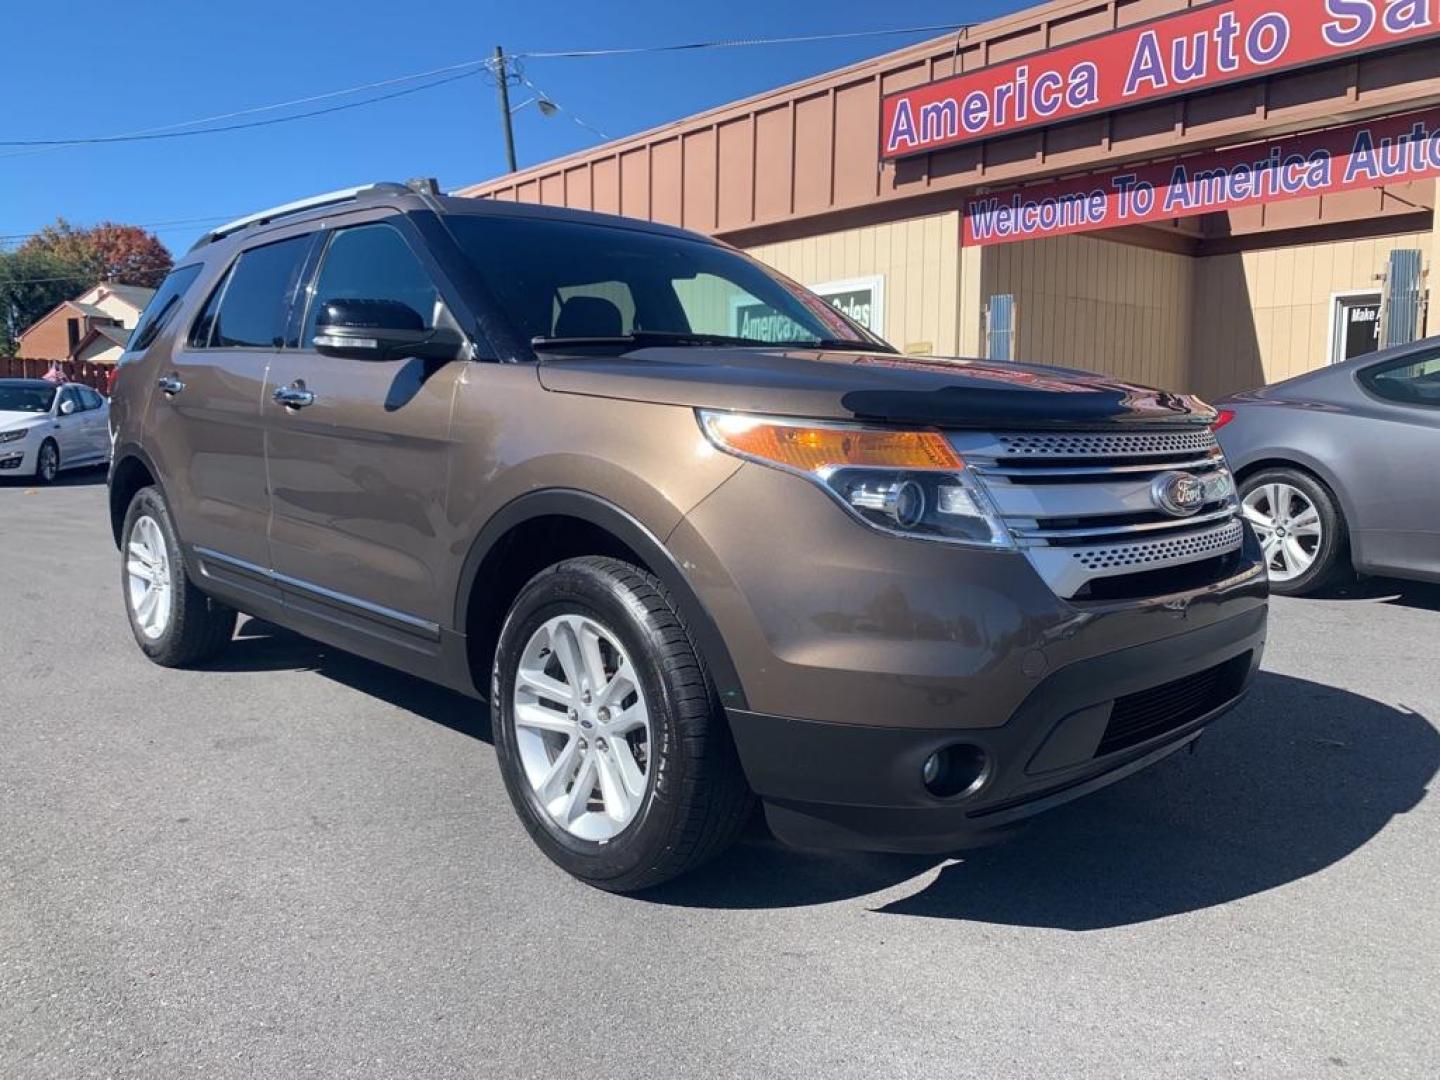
[532,330,760,351]
[769,338,893,353]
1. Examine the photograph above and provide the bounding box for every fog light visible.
[922,752,942,786]
[921,744,989,799]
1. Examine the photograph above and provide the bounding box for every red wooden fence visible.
[0,356,112,392]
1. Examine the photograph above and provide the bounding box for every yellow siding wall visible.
[1190,231,1431,398]
[746,213,962,355]
[982,234,1196,392]
[747,214,1435,399]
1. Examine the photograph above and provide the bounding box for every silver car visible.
[1216,342,1440,596]
[0,379,112,483]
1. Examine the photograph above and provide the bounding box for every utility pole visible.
[494,45,518,173]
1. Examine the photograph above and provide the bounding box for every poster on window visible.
[731,276,885,341]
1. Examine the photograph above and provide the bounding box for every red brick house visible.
[16,282,155,364]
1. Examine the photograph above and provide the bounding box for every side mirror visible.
[59,398,76,416]
[312,298,465,362]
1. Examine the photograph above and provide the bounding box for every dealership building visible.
[462,0,1440,398]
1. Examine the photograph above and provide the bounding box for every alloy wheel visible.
[512,613,652,842]
[1242,482,1322,583]
[37,443,58,482]
[126,515,173,640]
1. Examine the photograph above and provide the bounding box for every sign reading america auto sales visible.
[883,1,1440,159]
[962,109,1440,246]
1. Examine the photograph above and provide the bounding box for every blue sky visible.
[1,0,1027,254]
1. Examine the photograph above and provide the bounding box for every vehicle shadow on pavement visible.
[1318,578,1440,613]
[214,618,493,744]
[0,465,108,489]
[645,672,1437,927]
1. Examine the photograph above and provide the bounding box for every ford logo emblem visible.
[1151,471,1207,518]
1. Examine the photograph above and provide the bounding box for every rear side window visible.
[189,276,224,347]
[1360,351,1440,408]
[128,264,202,353]
[196,235,311,349]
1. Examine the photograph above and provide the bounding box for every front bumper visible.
[672,460,1269,853]
[0,445,34,473]
[728,603,1265,852]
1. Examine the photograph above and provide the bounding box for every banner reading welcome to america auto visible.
[962,110,1440,246]
[883,0,1440,159]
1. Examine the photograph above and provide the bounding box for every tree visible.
[0,249,93,356]
[20,217,172,289]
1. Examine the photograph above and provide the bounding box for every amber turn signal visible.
[701,412,963,473]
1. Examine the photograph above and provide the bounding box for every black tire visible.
[34,439,59,485]
[120,485,237,666]
[1240,467,1350,597]
[491,556,752,893]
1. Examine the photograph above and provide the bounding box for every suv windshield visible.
[443,214,892,354]
[0,385,56,413]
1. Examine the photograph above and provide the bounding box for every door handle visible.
[157,374,185,395]
[273,382,316,409]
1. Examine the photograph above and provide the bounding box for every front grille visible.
[1096,653,1252,756]
[1072,519,1245,573]
[996,430,1216,459]
[951,428,1245,600]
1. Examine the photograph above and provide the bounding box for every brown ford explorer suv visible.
[109,179,1268,892]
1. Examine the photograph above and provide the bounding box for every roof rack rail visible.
[189,180,432,250]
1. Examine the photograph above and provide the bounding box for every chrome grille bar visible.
[1009,504,1240,542]
[975,452,1226,479]
[951,428,1244,600]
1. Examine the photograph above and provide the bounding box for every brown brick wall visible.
[17,308,79,360]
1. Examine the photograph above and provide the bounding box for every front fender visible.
[452,487,748,710]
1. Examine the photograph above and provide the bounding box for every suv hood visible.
[537,346,1214,429]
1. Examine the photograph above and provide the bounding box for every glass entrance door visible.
[1331,293,1382,365]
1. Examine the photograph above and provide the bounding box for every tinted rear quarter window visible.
[1360,352,1440,408]
[129,264,202,353]
[205,235,312,349]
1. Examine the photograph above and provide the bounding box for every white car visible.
[0,378,112,483]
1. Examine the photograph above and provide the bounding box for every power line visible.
[0,58,495,161]
[515,74,610,141]
[514,24,969,59]
[0,275,100,286]
[0,22,968,241]
[0,214,237,243]
[0,24,965,151]
[0,68,483,148]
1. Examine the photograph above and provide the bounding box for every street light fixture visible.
[492,46,560,173]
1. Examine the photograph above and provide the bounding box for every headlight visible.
[0,428,30,444]
[697,410,1013,548]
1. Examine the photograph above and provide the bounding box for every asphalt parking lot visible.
[2,474,1437,1080]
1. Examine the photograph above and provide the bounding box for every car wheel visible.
[34,439,59,484]
[492,556,752,893]
[1240,468,1349,597]
[121,485,237,666]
